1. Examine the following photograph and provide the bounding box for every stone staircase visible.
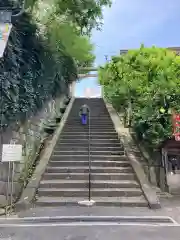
[36,98,148,207]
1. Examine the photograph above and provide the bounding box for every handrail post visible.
[78,103,95,206]
[88,106,91,201]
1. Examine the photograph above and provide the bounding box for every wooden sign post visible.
[2,141,22,215]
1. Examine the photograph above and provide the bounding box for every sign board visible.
[172,114,180,141]
[0,11,12,23]
[0,23,12,58]
[1,144,22,162]
[175,135,180,141]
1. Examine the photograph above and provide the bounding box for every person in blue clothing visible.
[79,104,90,125]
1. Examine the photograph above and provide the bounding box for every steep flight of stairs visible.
[36,98,148,207]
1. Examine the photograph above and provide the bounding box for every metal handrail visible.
[88,106,91,201]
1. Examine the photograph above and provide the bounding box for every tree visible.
[98,45,180,147]
[34,0,96,72]
[0,0,110,196]
[46,18,95,67]
[1,0,109,129]
[55,0,112,35]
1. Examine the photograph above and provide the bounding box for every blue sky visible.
[74,0,180,97]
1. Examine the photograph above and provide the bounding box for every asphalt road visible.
[1,204,180,240]
[0,225,180,240]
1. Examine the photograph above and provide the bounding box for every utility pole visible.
[104,55,108,62]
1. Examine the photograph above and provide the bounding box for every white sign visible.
[1,144,22,162]
[0,23,12,58]
[175,135,180,141]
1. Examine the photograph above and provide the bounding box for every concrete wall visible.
[0,94,69,206]
[167,172,180,195]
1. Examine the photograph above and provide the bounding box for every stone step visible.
[65,115,111,117]
[72,103,105,105]
[61,131,117,135]
[65,118,113,121]
[70,106,107,108]
[36,196,148,207]
[34,98,148,208]
[65,117,112,119]
[60,133,118,137]
[72,101,105,103]
[67,113,110,115]
[57,139,121,144]
[67,114,110,117]
[45,166,133,173]
[55,143,123,148]
[66,123,114,124]
[67,117,111,122]
[62,131,116,134]
[48,160,129,168]
[66,118,112,121]
[42,173,135,181]
[39,180,139,189]
[64,125,115,128]
[68,117,111,119]
[72,102,105,105]
[63,122,114,125]
[73,97,104,100]
[65,116,112,118]
[50,155,128,162]
[59,135,119,140]
[62,128,116,135]
[52,150,125,156]
[54,146,124,151]
[38,188,142,197]
[63,124,116,132]
[67,115,111,118]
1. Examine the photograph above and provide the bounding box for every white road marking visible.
[0,215,176,221]
[0,222,179,228]
[167,216,179,225]
[0,215,178,227]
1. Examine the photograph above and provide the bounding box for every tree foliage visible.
[45,18,95,67]
[55,0,112,35]
[98,45,180,147]
[1,0,109,129]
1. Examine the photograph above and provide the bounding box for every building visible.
[120,47,180,56]
[167,47,180,55]
[120,49,128,55]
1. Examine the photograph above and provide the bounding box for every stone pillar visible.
[69,82,75,97]
[149,166,157,186]
[101,85,104,98]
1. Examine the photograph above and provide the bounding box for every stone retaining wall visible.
[0,94,70,207]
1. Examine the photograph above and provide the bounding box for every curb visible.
[122,135,161,209]
[0,215,174,224]
[15,97,75,212]
[104,100,161,209]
